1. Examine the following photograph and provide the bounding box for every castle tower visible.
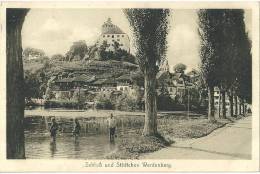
[97,18,130,53]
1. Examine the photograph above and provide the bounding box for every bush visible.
[95,99,114,110]
[116,89,143,111]
[44,99,82,109]
[94,91,114,110]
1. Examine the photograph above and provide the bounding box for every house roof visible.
[116,74,132,81]
[55,77,74,83]
[102,27,125,34]
[49,76,57,82]
[102,18,125,34]
[171,72,183,80]
[92,78,117,85]
[72,74,95,83]
[156,71,170,81]
[92,79,108,85]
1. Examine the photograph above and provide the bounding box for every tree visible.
[23,47,45,60]
[225,10,249,117]
[173,63,187,74]
[24,70,41,99]
[124,9,170,136]
[99,41,136,63]
[198,10,223,121]
[7,8,29,159]
[212,10,244,118]
[51,54,65,61]
[65,40,88,61]
[236,33,252,113]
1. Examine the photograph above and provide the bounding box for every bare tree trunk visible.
[220,90,226,119]
[234,95,238,116]
[242,101,245,116]
[6,9,28,159]
[229,93,234,117]
[228,91,234,117]
[218,92,221,118]
[208,86,215,121]
[239,98,242,115]
[143,71,157,136]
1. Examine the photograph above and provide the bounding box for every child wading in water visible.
[50,117,58,142]
[107,114,117,142]
[72,118,81,140]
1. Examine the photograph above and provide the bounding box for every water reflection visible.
[50,141,57,158]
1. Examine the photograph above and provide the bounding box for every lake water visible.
[25,134,117,159]
[24,109,145,159]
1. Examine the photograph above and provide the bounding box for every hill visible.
[23,58,139,99]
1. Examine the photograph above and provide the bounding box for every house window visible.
[125,87,128,90]
[120,44,123,46]
[117,39,120,42]
[103,35,105,38]
[122,35,124,37]
[117,35,120,38]
[120,87,123,91]
[112,35,114,38]
[107,35,110,37]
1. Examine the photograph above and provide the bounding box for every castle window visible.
[112,35,114,38]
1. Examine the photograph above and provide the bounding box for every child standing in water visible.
[50,117,58,142]
[72,118,81,138]
[107,114,117,142]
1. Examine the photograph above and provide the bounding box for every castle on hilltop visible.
[96,18,130,53]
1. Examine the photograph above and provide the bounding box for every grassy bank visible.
[105,116,231,159]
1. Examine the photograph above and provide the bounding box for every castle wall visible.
[97,33,130,53]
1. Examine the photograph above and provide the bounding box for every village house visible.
[157,60,192,100]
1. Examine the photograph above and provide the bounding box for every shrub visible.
[94,91,114,109]
[44,99,82,109]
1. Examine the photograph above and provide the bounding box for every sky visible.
[22,9,252,72]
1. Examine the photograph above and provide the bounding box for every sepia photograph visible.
[1,1,259,172]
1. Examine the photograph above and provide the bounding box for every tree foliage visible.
[23,47,45,59]
[99,41,136,64]
[124,9,170,74]
[198,10,223,88]
[65,40,88,61]
[51,54,65,61]
[173,63,187,73]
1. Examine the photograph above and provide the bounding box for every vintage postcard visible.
[0,1,259,172]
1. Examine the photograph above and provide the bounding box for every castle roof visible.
[102,18,125,34]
